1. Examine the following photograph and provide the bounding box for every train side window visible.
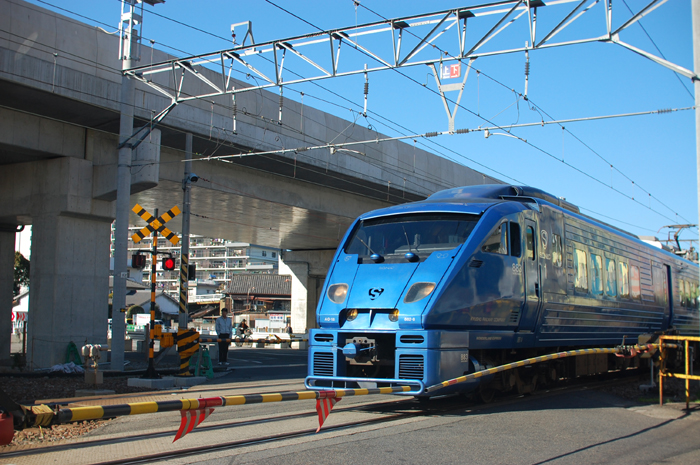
[618,262,629,298]
[630,265,641,300]
[574,248,588,292]
[685,280,691,308]
[526,226,535,260]
[680,280,686,307]
[482,222,507,255]
[590,253,603,296]
[605,258,617,297]
[509,222,521,257]
[652,267,667,306]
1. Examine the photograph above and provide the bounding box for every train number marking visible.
[403,316,416,322]
[460,353,469,363]
[436,252,449,259]
[368,288,384,300]
[323,316,336,322]
[511,263,522,275]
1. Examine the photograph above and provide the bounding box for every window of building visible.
[552,234,563,267]
[590,253,603,296]
[630,265,641,300]
[262,251,267,257]
[605,258,617,297]
[272,251,277,258]
[525,226,535,260]
[618,262,629,298]
[482,222,508,255]
[574,248,588,292]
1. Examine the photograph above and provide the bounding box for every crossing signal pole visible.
[131,203,180,379]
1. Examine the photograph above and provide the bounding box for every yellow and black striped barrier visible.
[8,342,676,439]
[424,344,661,393]
[54,385,412,424]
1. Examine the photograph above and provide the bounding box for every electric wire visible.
[353,0,696,227]
[18,0,696,229]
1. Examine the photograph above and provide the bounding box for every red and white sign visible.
[11,312,27,322]
[441,63,461,79]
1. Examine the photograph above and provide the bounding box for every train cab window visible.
[590,253,603,296]
[574,248,588,292]
[509,222,521,257]
[618,262,630,298]
[482,222,508,255]
[345,213,480,260]
[605,258,617,297]
[630,265,641,300]
[525,226,535,260]
[552,234,563,267]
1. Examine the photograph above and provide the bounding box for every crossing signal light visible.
[162,257,176,270]
[188,263,196,279]
[132,254,146,269]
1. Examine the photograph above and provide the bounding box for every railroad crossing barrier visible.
[0,341,685,445]
[658,335,700,410]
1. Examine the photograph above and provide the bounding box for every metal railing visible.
[658,335,699,410]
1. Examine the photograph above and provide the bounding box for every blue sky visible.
[24,0,699,246]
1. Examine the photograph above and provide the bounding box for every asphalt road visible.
[185,388,700,465]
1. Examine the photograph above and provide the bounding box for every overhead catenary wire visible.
[18,0,695,229]
[264,0,695,228]
[353,0,696,228]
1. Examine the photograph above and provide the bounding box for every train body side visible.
[306,185,699,396]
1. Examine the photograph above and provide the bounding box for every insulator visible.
[455,128,470,134]
[364,82,369,95]
[525,61,530,76]
[232,103,237,116]
[425,131,439,138]
[279,94,284,107]
[657,108,672,114]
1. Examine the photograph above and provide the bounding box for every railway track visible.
[0,372,645,465]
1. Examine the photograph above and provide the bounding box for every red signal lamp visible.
[162,257,176,270]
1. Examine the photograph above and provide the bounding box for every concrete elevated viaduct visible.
[0,0,499,368]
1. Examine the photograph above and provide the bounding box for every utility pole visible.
[179,133,197,329]
[693,0,700,330]
[111,0,139,371]
[112,0,164,371]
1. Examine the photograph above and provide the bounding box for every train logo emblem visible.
[541,230,548,250]
[368,288,384,300]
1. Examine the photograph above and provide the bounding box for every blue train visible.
[305,185,699,398]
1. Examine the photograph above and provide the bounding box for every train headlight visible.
[346,308,359,321]
[403,282,436,303]
[327,284,348,304]
[389,309,399,322]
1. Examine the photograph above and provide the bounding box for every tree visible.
[13,251,30,296]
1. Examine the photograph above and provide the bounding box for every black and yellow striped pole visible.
[130,204,181,380]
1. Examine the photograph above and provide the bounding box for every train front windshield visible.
[344,213,480,259]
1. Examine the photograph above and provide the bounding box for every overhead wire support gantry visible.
[121,0,696,150]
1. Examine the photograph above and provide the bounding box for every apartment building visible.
[112,226,279,297]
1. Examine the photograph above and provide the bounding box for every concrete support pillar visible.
[27,213,112,368]
[279,249,335,335]
[0,229,15,366]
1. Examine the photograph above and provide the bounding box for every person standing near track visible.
[215,308,233,366]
